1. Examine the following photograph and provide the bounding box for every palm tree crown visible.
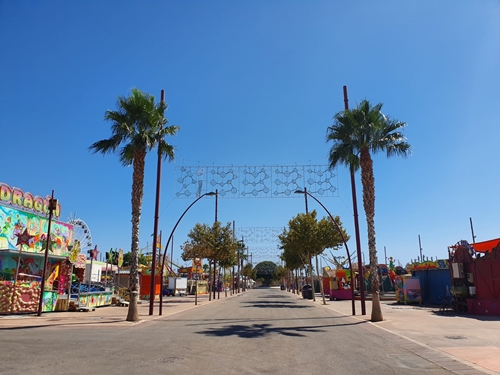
[327,100,410,170]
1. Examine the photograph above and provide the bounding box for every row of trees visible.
[89,87,410,322]
[181,221,253,297]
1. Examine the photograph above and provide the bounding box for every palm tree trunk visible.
[360,148,383,322]
[126,151,146,322]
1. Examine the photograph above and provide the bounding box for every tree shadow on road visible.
[197,320,365,338]
[242,301,312,309]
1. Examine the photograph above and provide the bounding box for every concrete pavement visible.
[1,289,499,374]
[300,291,500,375]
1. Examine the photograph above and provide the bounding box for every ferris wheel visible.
[68,216,93,255]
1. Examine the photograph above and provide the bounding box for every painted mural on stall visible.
[0,205,73,256]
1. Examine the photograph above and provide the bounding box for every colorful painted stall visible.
[0,182,73,314]
[325,269,352,300]
[395,275,422,304]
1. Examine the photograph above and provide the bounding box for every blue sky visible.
[1,1,499,268]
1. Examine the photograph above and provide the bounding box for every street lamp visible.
[149,89,165,316]
[158,191,216,315]
[37,191,57,317]
[343,85,366,315]
[295,189,356,316]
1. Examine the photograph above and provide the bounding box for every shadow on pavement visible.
[197,320,365,338]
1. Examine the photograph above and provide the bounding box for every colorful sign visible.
[0,205,73,256]
[0,182,62,218]
[408,259,449,272]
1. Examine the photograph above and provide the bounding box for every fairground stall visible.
[448,239,500,316]
[409,258,450,305]
[0,182,74,313]
[69,253,115,310]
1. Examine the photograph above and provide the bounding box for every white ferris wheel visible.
[68,215,93,254]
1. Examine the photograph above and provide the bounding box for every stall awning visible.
[472,238,500,253]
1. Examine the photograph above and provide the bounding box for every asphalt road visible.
[2,288,463,375]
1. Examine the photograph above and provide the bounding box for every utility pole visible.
[149,89,165,315]
[470,217,476,243]
[418,235,423,262]
[343,85,366,315]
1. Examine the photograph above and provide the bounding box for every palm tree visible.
[89,88,179,322]
[326,99,410,322]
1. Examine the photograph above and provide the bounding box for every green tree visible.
[279,211,348,301]
[89,88,179,321]
[181,221,237,298]
[122,252,149,267]
[273,265,286,285]
[326,99,410,322]
[254,261,277,286]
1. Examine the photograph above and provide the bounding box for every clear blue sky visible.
[1,1,499,268]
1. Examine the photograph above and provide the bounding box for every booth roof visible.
[472,238,500,253]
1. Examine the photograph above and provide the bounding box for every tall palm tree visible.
[89,88,179,321]
[326,99,410,322]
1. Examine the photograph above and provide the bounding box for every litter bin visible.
[280,284,285,290]
[302,285,313,299]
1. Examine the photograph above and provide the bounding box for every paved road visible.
[0,288,486,375]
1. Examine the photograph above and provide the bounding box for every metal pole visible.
[237,237,241,293]
[158,192,215,315]
[149,89,164,315]
[343,85,366,315]
[297,189,356,316]
[418,235,423,262]
[170,235,174,276]
[232,221,235,294]
[37,191,55,316]
[303,188,316,302]
[470,217,476,243]
[214,189,218,300]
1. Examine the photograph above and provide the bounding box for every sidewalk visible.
[299,291,500,375]
[0,293,219,329]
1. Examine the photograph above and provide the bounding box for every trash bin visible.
[302,285,313,299]
[280,284,285,290]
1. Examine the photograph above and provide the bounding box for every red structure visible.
[448,239,500,316]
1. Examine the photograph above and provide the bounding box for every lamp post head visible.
[294,189,305,194]
[205,192,216,196]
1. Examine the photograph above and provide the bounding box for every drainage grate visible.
[445,335,465,340]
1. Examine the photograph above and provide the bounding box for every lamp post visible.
[158,191,216,315]
[343,85,366,315]
[37,191,57,317]
[215,189,219,300]
[149,89,165,316]
[295,189,356,316]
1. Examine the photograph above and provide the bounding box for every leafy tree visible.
[122,252,149,267]
[181,221,237,298]
[273,265,286,284]
[279,211,349,301]
[89,88,179,321]
[327,99,410,322]
[254,261,276,286]
[181,223,213,262]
